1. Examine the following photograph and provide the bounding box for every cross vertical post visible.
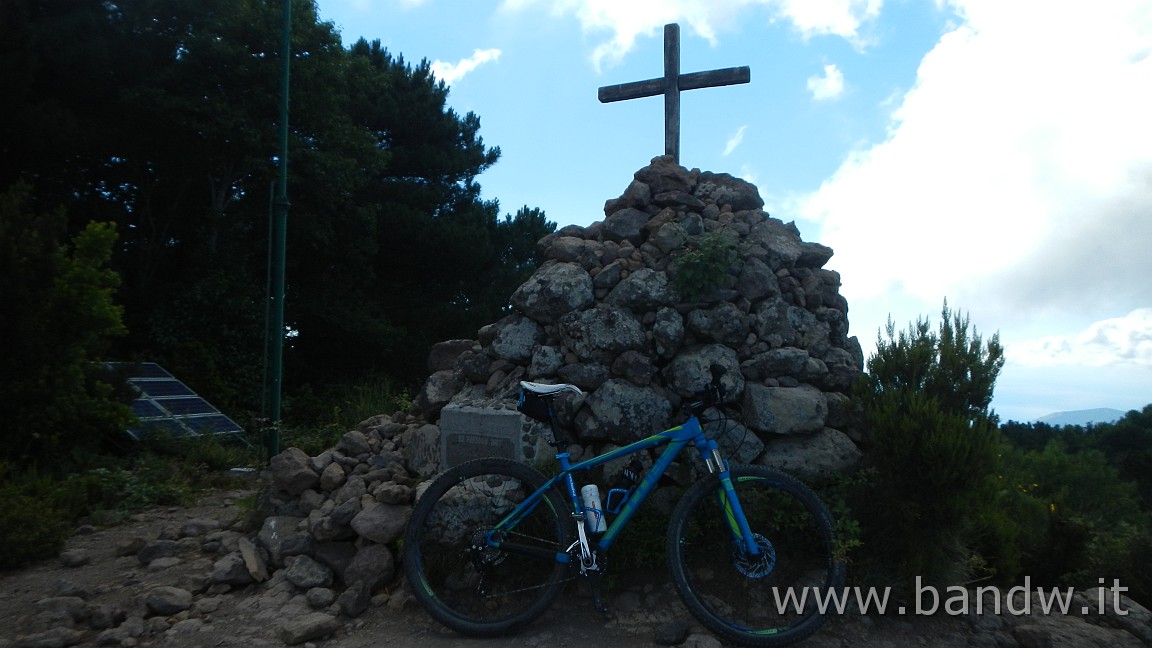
[664,23,680,161]
[598,23,750,164]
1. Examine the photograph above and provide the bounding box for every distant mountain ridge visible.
[1036,408,1125,426]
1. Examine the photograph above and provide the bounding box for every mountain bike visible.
[402,367,846,647]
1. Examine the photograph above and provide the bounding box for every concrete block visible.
[439,405,529,469]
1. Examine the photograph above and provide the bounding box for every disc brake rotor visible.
[733,533,776,578]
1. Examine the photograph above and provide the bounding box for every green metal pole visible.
[267,0,291,458]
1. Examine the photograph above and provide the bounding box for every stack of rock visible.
[411,154,865,480]
[256,155,866,618]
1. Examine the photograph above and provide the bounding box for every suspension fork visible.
[699,440,761,557]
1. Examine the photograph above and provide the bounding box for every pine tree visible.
[855,301,1004,585]
[0,185,132,470]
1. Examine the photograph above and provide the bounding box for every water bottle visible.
[580,484,607,533]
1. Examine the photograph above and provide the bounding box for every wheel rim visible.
[673,473,840,641]
[409,466,568,631]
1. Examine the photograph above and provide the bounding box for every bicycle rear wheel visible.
[403,457,573,637]
[667,465,846,647]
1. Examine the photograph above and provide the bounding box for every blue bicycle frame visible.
[486,415,762,565]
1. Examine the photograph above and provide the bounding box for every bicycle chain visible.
[473,528,579,599]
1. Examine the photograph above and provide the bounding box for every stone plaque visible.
[439,405,526,469]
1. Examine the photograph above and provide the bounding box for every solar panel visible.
[162,397,217,416]
[133,363,175,379]
[137,380,195,397]
[102,362,249,446]
[130,400,166,418]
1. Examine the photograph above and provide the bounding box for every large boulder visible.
[747,219,804,271]
[350,502,411,545]
[575,379,673,445]
[559,305,647,364]
[510,262,594,323]
[752,301,832,356]
[742,383,827,435]
[401,424,440,479]
[284,554,334,589]
[411,369,461,421]
[633,154,696,195]
[486,314,546,364]
[662,344,743,398]
[693,171,764,211]
[270,448,319,496]
[604,268,678,312]
[257,516,306,567]
[602,208,650,246]
[758,427,862,481]
[686,302,751,346]
[343,542,395,592]
[427,339,476,372]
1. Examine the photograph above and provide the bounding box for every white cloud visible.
[772,0,881,44]
[502,0,883,71]
[1009,309,1152,368]
[430,48,502,85]
[739,164,758,186]
[723,125,747,156]
[806,63,844,100]
[797,0,1152,329]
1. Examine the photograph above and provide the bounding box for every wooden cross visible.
[598,23,750,164]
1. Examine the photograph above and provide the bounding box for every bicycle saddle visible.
[519,381,583,396]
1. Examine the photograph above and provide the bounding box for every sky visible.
[313,0,1152,423]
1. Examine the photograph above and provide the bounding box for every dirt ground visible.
[0,486,1078,648]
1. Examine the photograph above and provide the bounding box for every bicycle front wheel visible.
[667,465,846,647]
[402,457,573,637]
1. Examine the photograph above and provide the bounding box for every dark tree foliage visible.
[0,0,555,425]
[1002,406,1152,511]
[283,39,552,389]
[0,186,133,469]
[999,420,1064,452]
[998,406,1152,605]
[1090,406,1152,507]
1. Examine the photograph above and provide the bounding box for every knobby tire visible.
[667,465,846,647]
[402,457,573,637]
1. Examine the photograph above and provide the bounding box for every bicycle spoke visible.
[404,459,572,637]
[669,466,845,647]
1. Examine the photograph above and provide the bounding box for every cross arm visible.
[597,66,751,103]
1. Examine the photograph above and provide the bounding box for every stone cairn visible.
[255,155,867,624]
[410,154,866,477]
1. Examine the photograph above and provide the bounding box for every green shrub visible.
[279,424,347,458]
[671,231,737,300]
[136,429,256,474]
[812,469,870,566]
[279,375,412,456]
[860,390,1000,585]
[0,187,132,473]
[0,486,71,570]
[853,302,1005,588]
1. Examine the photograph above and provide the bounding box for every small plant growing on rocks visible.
[671,231,737,301]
